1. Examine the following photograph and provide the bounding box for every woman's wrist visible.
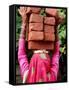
[20,23,26,39]
[20,27,26,38]
[20,35,25,39]
[20,31,25,38]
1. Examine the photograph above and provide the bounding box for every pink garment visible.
[18,38,60,83]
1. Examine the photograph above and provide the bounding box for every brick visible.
[45,8,58,17]
[28,31,44,41]
[44,17,56,25]
[28,41,54,50]
[29,23,43,31]
[29,14,43,23]
[44,25,55,33]
[27,7,41,14]
[44,33,55,41]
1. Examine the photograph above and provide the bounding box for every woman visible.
[18,7,60,83]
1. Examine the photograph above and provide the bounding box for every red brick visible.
[28,41,54,50]
[45,8,58,17]
[29,23,43,31]
[44,17,56,25]
[28,31,44,41]
[44,25,55,33]
[27,7,41,14]
[44,33,55,41]
[29,14,43,23]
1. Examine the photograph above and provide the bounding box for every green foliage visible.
[16,7,22,48]
[40,8,46,16]
[57,9,67,54]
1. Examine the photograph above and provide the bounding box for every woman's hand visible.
[18,7,28,24]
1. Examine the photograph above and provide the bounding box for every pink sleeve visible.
[18,38,29,79]
[51,41,60,80]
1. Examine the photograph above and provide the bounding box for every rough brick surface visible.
[28,31,44,41]
[20,7,59,50]
[44,33,55,41]
[29,14,43,23]
[29,23,43,31]
[44,25,55,33]
[44,17,56,25]
[45,8,58,17]
[28,41,54,50]
[27,7,41,14]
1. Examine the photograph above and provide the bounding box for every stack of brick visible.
[19,7,60,50]
[28,8,58,50]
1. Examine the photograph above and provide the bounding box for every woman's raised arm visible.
[18,7,29,80]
